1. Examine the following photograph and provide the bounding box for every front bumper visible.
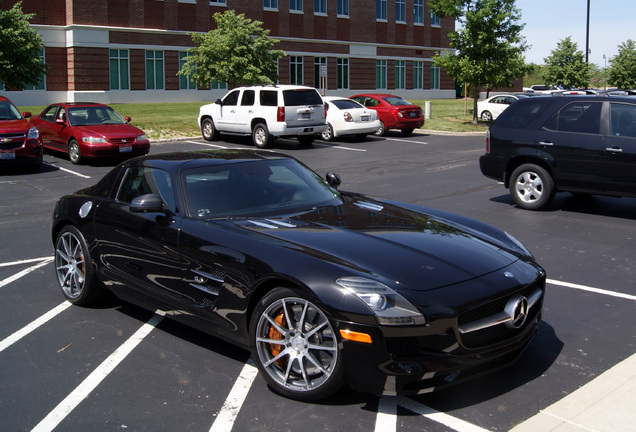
[80,141,150,159]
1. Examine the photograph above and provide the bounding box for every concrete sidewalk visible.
[510,353,636,431]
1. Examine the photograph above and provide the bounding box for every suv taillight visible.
[485,130,490,154]
[277,107,285,122]
[324,104,328,119]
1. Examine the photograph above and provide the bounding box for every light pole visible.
[585,0,590,63]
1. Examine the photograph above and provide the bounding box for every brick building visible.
[1,0,456,106]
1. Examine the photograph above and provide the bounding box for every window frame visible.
[395,0,406,23]
[337,58,349,90]
[376,59,387,90]
[109,49,130,91]
[376,0,387,21]
[145,50,165,90]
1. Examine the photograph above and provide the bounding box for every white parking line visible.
[31,312,165,432]
[43,162,91,179]
[547,278,636,301]
[0,257,53,289]
[209,358,259,432]
[0,301,71,353]
[187,141,228,149]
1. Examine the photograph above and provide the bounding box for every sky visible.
[514,0,635,67]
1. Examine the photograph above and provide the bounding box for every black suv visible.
[479,94,636,210]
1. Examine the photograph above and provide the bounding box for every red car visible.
[349,94,424,136]
[31,102,150,164]
[0,96,43,171]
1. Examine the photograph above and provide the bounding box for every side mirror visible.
[22,111,32,118]
[130,194,165,213]
[326,172,341,188]
[125,116,132,123]
[215,99,223,105]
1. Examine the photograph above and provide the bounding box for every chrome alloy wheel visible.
[514,171,544,204]
[55,230,86,299]
[254,296,338,393]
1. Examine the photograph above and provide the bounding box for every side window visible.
[241,90,255,106]
[116,167,175,212]
[544,102,601,134]
[260,90,278,106]
[41,106,58,122]
[57,107,66,122]
[610,103,636,137]
[495,98,555,129]
[222,90,240,106]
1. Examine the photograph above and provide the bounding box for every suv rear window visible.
[495,98,555,129]
[260,90,278,107]
[282,89,323,106]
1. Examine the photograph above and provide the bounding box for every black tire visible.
[373,121,385,136]
[297,135,316,146]
[250,287,345,401]
[481,111,493,122]
[321,124,334,142]
[252,123,271,148]
[201,118,218,141]
[68,139,82,165]
[509,164,555,210]
[54,225,102,305]
[401,128,414,136]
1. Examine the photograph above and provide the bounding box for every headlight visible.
[27,127,39,140]
[336,277,425,326]
[82,136,107,144]
[138,134,148,141]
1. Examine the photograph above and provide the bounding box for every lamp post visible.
[585,0,590,63]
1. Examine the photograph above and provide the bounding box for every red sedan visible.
[31,102,150,164]
[349,94,424,136]
[0,96,43,171]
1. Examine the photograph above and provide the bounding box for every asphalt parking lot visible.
[1,131,635,431]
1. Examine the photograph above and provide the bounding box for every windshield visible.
[183,159,342,218]
[0,101,23,120]
[68,106,127,126]
[383,96,413,106]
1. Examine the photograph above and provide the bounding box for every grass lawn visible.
[19,97,489,141]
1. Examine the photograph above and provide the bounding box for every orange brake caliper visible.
[268,311,287,366]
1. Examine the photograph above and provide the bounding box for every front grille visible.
[0,133,25,150]
[110,137,136,145]
[386,336,420,357]
[458,282,543,349]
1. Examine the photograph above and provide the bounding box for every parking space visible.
[1,132,634,431]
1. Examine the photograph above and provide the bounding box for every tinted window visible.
[222,90,240,106]
[116,167,174,212]
[610,102,636,137]
[544,102,601,134]
[241,90,255,106]
[282,89,323,106]
[494,98,555,129]
[260,90,278,106]
[331,99,363,110]
[383,96,413,106]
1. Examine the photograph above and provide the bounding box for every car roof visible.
[0,96,12,103]
[48,102,110,108]
[127,149,295,171]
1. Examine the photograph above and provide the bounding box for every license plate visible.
[409,112,417,118]
[1,152,16,160]
[302,113,311,119]
[119,146,132,153]
[361,115,369,122]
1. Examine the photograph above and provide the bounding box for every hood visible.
[76,124,145,139]
[0,118,31,133]
[229,196,519,292]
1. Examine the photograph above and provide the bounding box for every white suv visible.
[198,85,328,148]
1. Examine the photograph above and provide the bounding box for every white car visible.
[198,85,328,148]
[477,94,528,122]
[321,96,381,141]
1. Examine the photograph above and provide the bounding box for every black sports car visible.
[52,150,546,401]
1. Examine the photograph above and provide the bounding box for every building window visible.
[314,57,327,91]
[337,58,349,89]
[264,0,277,10]
[376,0,386,20]
[337,0,349,16]
[413,61,423,89]
[314,0,326,14]
[290,56,303,85]
[24,47,45,90]
[145,50,164,90]
[179,52,196,90]
[395,60,406,89]
[396,0,406,23]
[210,0,226,4]
[431,66,440,90]
[290,0,302,12]
[414,0,424,24]
[109,49,129,90]
[376,59,387,90]
[431,13,440,26]
[211,80,227,90]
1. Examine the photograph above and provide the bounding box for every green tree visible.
[0,2,48,89]
[608,39,636,89]
[179,10,285,89]
[429,0,531,123]
[542,37,589,89]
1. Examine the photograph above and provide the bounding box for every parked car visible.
[349,94,424,136]
[523,85,561,95]
[30,102,150,164]
[477,94,529,122]
[52,149,545,401]
[321,96,381,141]
[0,96,43,170]
[480,94,636,210]
[198,85,328,148]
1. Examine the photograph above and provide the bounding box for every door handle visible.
[539,141,554,146]
[606,147,623,153]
